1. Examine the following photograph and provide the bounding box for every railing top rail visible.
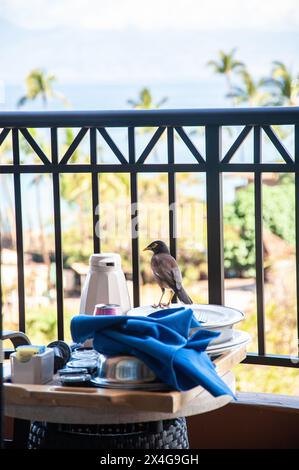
[0,107,299,127]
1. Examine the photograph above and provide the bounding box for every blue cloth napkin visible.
[71,306,234,397]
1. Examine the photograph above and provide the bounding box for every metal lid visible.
[98,354,156,383]
[89,253,122,270]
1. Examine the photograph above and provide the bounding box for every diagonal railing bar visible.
[174,127,205,164]
[262,125,294,164]
[60,127,89,165]
[20,128,51,165]
[136,127,166,164]
[222,125,253,164]
[97,127,127,165]
[0,128,10,147]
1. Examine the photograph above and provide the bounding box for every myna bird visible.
[143,240,193,308]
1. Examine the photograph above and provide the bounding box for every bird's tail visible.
[175,287,193,304]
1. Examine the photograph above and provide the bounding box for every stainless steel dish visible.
[66,359,99,375]
[71,349,99,361]
[98,354,156,383]
[91,377,169,390]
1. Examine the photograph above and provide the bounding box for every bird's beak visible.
[143,245,150,252]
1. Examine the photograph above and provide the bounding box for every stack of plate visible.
[127,304,250,356]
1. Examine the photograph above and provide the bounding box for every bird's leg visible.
[152,288,165,308]
[161,290,175,308]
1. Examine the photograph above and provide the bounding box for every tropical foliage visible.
[227,70,270,106]
[264,61,299,106]
[127,87,168,109]
[207,48,244,92]
[223,176,295,277]
[18,68,68,108]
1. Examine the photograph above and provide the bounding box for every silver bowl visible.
[98,354,156,383]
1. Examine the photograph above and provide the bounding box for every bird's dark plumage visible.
[144,240,192,305]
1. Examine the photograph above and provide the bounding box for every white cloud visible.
[1,0,299,32]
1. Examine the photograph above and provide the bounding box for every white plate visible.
[206,330,251,356]
[198,325,235,346]
[127,304,245,329]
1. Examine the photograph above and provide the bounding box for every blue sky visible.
[1,0,298,32]
[0,0,299,87]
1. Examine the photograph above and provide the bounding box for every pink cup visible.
[93,304,121,316]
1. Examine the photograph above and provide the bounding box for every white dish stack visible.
[127,304,250,356]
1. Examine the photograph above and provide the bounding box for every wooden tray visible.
[4,346,246,424]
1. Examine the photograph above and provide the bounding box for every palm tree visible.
[264,61,299,106]
[207,48,244,94]
[17,69,68,108]
[127,87,168,110]
[227,69,270,107]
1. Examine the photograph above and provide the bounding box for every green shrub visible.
[224,177,295,276]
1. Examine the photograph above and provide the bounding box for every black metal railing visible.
[1,107,299,372]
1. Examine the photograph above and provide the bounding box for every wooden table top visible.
[4,345,246,424]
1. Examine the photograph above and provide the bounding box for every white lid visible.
[89,253,122,269]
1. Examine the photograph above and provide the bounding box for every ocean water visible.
[2,79,228,111]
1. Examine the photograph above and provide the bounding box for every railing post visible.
[167,127,177,303]
[254,126,266,356]
[295,124,299,357]
[12,129,26,333]
[167,127,177,259]
[129,127,140,307]
[206,125,224,305]
[51,128,64,340]
[90,128,100,253]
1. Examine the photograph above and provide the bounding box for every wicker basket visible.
[28,418,189,449]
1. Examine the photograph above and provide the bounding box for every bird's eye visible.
[152,243,157,248]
